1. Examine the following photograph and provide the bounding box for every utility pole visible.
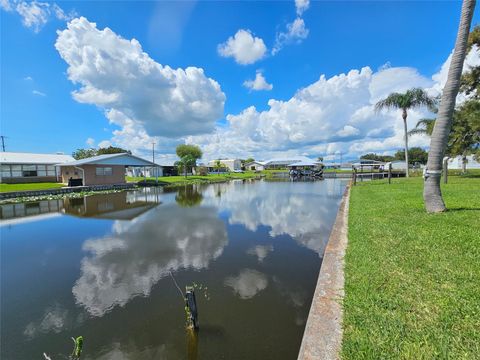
[152,141,155,164]
[0,135,7,152]
[152,141,158,184]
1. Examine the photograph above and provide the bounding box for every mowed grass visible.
[0,182,65,193]
[343,176,480,359]
[126,171,261,185]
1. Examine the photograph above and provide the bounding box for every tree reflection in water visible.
[175,185,203,207]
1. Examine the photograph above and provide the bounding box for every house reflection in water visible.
[63,191,161,220]
[0,199,64,221]
[0,189,162,224]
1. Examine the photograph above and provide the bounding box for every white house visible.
[447,155,480,170]
[387,160,407,171]
[245,161,266,171]
[58,153,158,186]
[126,166,163,178]
[207,159,242,171]
[0,152,74,183]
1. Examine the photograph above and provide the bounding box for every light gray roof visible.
[245,160,266,166]
[287,160,319,167]
[263,156,316,165]
[0,152,74,165]
[58,153,158,167]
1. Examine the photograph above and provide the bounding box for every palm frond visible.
[407,88,437,109]
[407,128,428,137]
[375,88,437,113]
[374,93,404,112]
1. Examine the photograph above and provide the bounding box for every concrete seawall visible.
[0,183,136,200]
[297,184,351,360]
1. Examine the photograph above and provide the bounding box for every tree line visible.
[72,146,132,160]
[361,147,429,165]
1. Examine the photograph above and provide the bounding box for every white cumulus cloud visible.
[55,17,225,140]
[32,89,46,96]
[1,0,75,32]
[295,0,310,16]
[218,29,267,65]
[187,46,479,162]
[187,66,439,161]
[272,17,309,55]
[243,70,273,91]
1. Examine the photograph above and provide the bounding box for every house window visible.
[95,167,113,176]
[47,165,56,176]
[37,165,46,176]
[1,165,11,178]
[11,165,22,177]
[22,165,37,177]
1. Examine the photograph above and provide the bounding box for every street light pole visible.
[152,141,158,184]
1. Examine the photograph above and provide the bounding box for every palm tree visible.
[175,154,197,178]
[408,118,436,137]
[375,88,436,177]
[424,0,476,213]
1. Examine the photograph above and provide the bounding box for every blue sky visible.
[1,1,479,162]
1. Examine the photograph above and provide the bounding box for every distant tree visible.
[360,153,394,162]
[460,24,480,99]
[72,146,131,160]
[176,144,202,160]
[317,156,324,162]
[245,157,255,164]
[72,148,97,160]
[175,144,203,178]
[375,88,436,177]
[448,100,480,172]
[175,154,197,178]
[424,0,476,213]
[97,146,131,155]
[394,147,429,165]
[213,160,225,174]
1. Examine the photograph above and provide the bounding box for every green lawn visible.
[343,176,480,359]
[0,182,65,193]
[126,171,262,186]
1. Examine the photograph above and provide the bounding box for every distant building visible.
[58,153,158,186]
[447,155,480,170]
[245,161,266,171]
[387,160,408,170]
[0,152,74,183]
[207,159,242,171]
[352,159,385,171]
[287,160,320,170]
[262,156,319,169]
[323,162,353,171]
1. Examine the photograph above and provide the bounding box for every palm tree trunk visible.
[402,109,409,178]
[461,153,467,174]
[423,0,476,213]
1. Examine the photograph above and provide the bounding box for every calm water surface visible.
[1,179,346,360]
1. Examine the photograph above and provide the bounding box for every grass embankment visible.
[126,171,263,187]
[0,182,64,193]
[342,176,480,359]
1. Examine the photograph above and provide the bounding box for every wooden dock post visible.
[388,163,392,184]
[185,286,199,329]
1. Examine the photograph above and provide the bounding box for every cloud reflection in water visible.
[204,180,344,254]
[73,204,227,317]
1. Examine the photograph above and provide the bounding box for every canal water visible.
[1,179,347,360]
